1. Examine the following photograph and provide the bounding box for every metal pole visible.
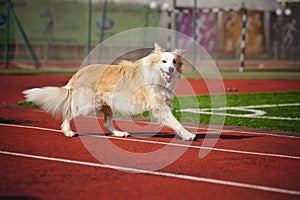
[239,2,247,72]
[9,1,40,69]
[4,0,10,69]
[173,0,177,31]
[99,0,107,44]
[192,0,197,70]
[98,0,108,63]
[86,0,92,65]
[173,0,177,48]
[167,9,172,50]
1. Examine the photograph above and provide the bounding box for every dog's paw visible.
[182,133,196,141]
[112,131,130,137]
[64,131,76,137]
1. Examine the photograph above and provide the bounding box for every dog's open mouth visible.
[160,69,172,83]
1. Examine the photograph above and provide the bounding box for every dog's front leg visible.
[151,106,196,141]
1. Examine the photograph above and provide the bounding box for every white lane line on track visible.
[1,123,300,160]
[1,150,300,196]
[0,123,62,133]
[79,133,300,160]
[27,109,300,138]
[114,117,300,139]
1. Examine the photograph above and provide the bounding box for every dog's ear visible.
[173,49,186,56]
[154,42,165,52]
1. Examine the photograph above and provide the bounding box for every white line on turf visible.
[178,103,300,121]
[1,150,299,196]
[1,123,299,160]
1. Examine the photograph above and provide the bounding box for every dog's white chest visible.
[110,91,148,115]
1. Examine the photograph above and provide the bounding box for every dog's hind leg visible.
[101,106,129,137]
[61,118,75,137]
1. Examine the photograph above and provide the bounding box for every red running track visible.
[0,75,300,199]
[0,105,300,199]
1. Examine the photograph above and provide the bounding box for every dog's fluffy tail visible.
[23,87,72,119]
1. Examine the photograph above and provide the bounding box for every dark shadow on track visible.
[77,132,258,141]
[0,117,34,125]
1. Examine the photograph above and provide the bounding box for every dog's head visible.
[143,43,185,85]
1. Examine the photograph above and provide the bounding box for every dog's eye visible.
[173,60,177,64]
[162,60,167,63]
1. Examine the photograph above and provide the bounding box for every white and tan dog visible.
[23,43,196,141]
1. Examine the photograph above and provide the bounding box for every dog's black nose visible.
[169,67,175,73]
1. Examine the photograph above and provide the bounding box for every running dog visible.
[23,43,196,141]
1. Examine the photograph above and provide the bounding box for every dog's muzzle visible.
[161,68,173,83]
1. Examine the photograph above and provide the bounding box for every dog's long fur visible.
[23,43,196,141]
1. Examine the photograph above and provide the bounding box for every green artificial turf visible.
[133,91,300,133]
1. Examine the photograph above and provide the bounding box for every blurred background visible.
[0,0,299,71]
